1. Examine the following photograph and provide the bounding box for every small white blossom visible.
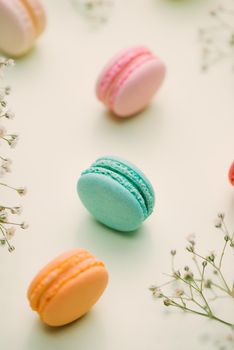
[0,210,8,222]
[2,158,12,172]
[183,270,194,281]
[5,227,16,240]
[8,245,15,252]
[5,110,15,120]
[9,134,19,148]
[17,187,27,196]
[186,233,196,243]
[0,124,6,138]
[6,59,14,67]
[4,86,11,95]
[20,222,29,229]
[149,285,163,298]
[174,289,184,298]
[11,206,22,215]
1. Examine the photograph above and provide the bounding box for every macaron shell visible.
[78,173,145,231]
[96,46,151,101]
[28,249,93,310]
[112,58,166,117]
[228,161,234,185]
[0,0,35,56]
[21,0,46,36]
[40,266,108,326]
[100,156,155,204]
[93,156,155,215]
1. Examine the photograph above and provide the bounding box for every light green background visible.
[0,0,233,349]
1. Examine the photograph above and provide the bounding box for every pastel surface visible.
[96,46,166,117]
[0,0,46,57]
[27,248,108,326]
[77,156,155,232]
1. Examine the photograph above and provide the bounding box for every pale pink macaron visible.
[0,0,46,57]
[96,46,166,117]
[228,161,234,185]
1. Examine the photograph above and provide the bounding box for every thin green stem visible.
[192,251,231,294]
[157,279,175,289]
[192,253,202,277]
[211,281,231,295]
[169,299,233,327]
[170,274,200,293]
[0,182,17,191]
[200,264,205,292]
[219,220,230,269]
[2,221,20,226]
[0,224,13,251]
[211,316,233,327]
[192,278,213,315]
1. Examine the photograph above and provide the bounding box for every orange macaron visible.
[27,248,108,327]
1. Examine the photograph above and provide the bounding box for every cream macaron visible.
[27,248,109,327]
[0,0,46,57]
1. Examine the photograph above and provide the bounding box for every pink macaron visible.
[228,161,234,185]
[96,46,166,117]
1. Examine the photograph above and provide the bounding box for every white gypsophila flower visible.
[174,289,184,298]
[214,217,222,228]
[11,206,22,215]
[5,110,15,120]
[17,187,27,196]
[20,222,29,229]
[6,59,14,67]
[5,227,16,240]
[9,134,19,148]
[0,210,8,222]
[2,158,12,172]
[0,124,6,138]
[4,86,11,95]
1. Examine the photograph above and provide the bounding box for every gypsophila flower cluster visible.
[199,1,234,71]
[0,58,28,252]
[150,213,234,329]
[72,0,113,24]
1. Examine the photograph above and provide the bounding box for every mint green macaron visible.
[77,156,155,232]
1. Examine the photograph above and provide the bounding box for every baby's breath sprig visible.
[199,1,234,71]
[150,213,234,328]
[72,0,113,24]
[0,57,28,252]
